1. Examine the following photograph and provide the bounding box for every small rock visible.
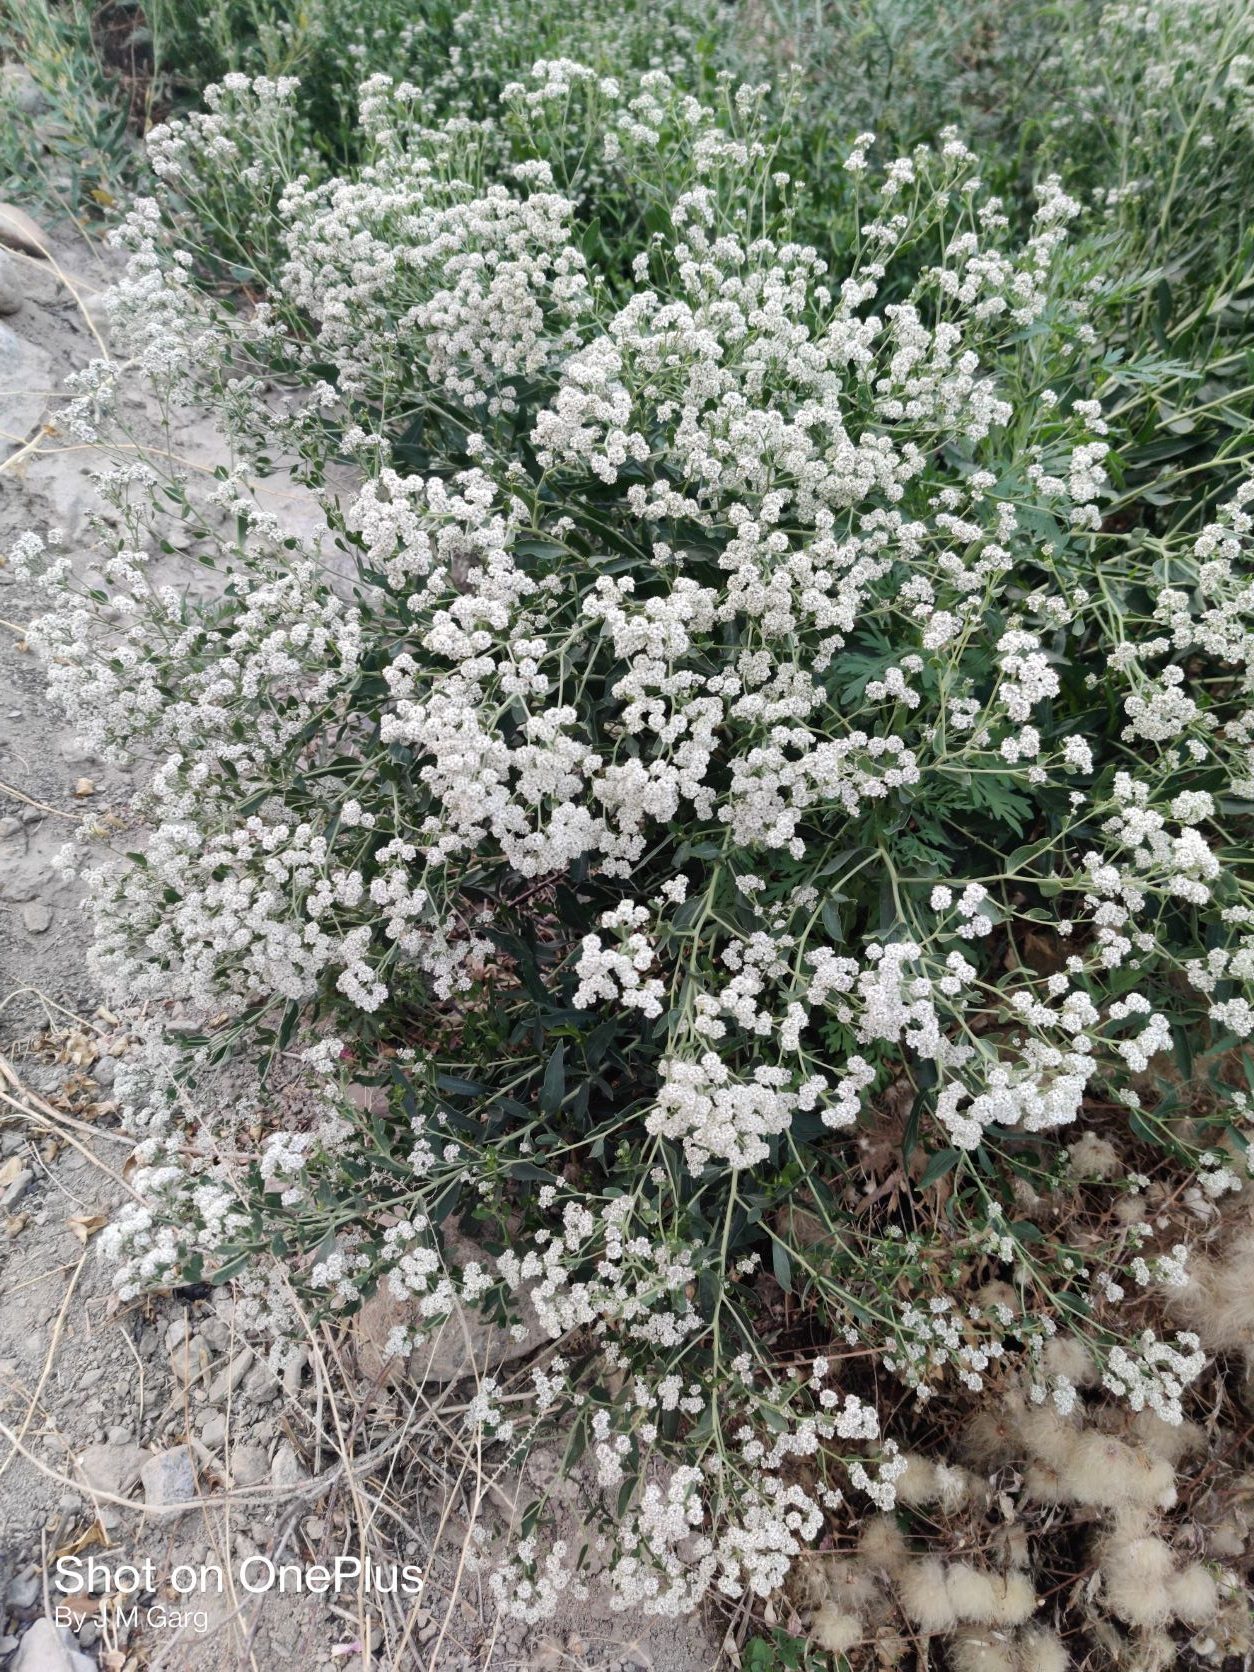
[200,1411,227,1447]
[208,1346,254,1403]
[198,1312,231,1351]
[22,904,52,935]
[281,1346,308,1396]
[211,1289,242,1326]
[76,1440,149,1498]
[269,1440,306,1489]
[242,1361,279,1404]
[228,1443,268,1488]
[164,1317,190,1353]
[140,1445,197,1510]
[0,815,20,838]
[0,251,20,316]
[169,1334,211,1385]
[0,323,53,452]
[1,1168,32,1210]
[0,202,50,258]
[6,1572,38,1608]
[13,1619,95,1672]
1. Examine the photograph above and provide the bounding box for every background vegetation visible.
[4,0,1254,1666]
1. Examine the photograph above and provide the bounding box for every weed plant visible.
[7,0,1254,1663]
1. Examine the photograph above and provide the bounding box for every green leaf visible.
[917,1147,961,1189]
[902,1062,938,1161]
[540,1042,566,1116]
[277,1002,301,1050]
[507,1160,558,1183]
[437,1073,486,1098]
[210,1250,254,1285]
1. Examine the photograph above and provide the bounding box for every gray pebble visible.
[228,1443,268,1487]
[140,1445,197,1509]
[6,1572,38,1608]
[269,1439,306,1488]
[200,1411,227,1447]
[243,1361,279,1404]
[208,1346,254,1403]
[0,250,21,316]
[1,1167,32,1209]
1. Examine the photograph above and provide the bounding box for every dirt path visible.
[0,213,349,1672]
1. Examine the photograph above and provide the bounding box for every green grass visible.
[0,0,143,218]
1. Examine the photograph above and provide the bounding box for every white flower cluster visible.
[574,902,666,1018]
[646,1052,823,1171]
[497,1199,702,1348]
[26,48,1254,1626]
[1101,1331,1207,1427]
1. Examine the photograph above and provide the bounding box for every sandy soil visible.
[0,219,724,1672]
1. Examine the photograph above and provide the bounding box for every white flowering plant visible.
[14,11,1254,1652]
